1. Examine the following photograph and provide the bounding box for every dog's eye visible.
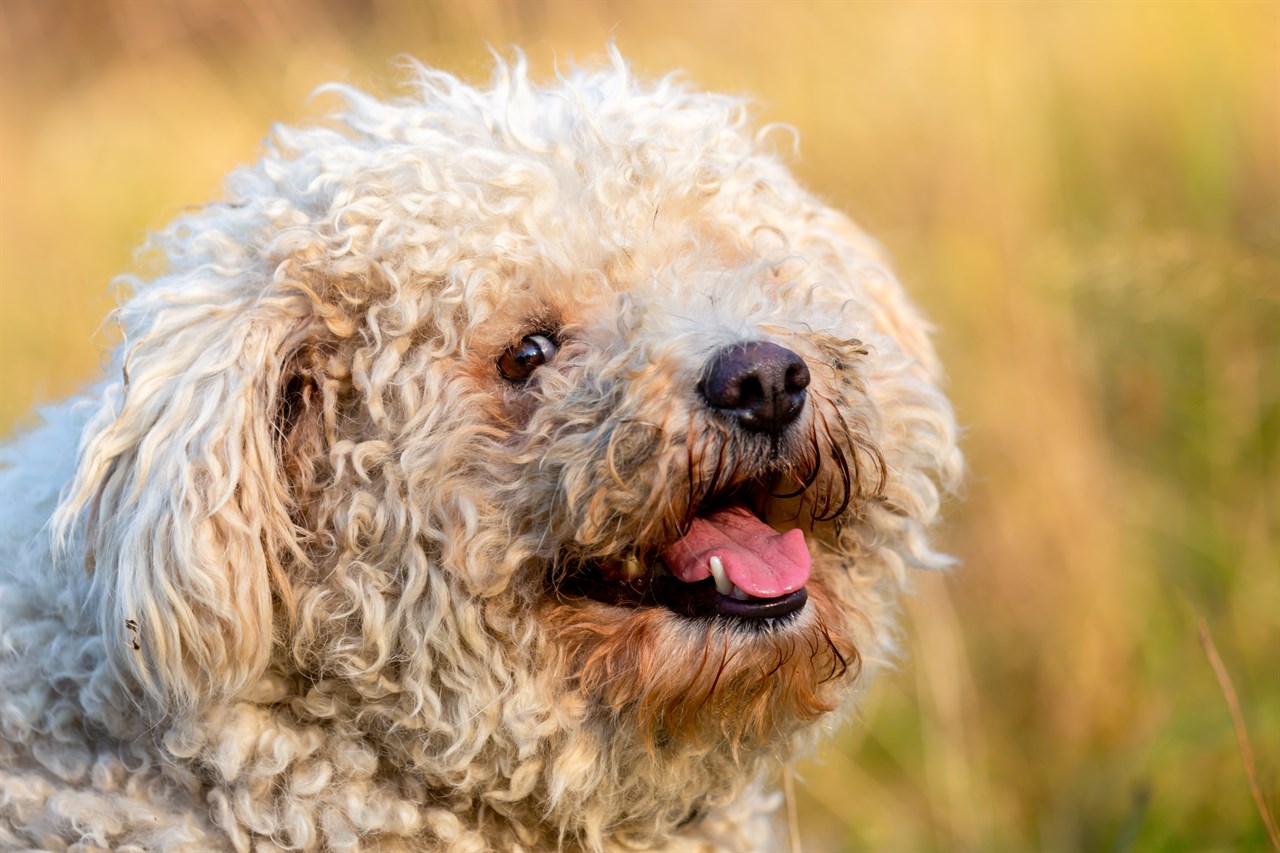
[497,333,559,382]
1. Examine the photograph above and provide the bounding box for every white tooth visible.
[730,585,750,601]
[708,556,733,596]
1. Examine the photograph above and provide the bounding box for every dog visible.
[0,53,960,852]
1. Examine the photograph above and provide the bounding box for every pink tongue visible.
[661,504,811,598]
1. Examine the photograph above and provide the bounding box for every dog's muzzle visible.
[560,341,816,623]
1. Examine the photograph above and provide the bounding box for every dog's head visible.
[57,54,959,843]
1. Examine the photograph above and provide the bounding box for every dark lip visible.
[556,569,809,621]
[656,575,809,620]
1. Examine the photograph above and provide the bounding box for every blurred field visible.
[1,1,1276,850]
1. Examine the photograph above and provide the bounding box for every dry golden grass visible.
[2,2,1276,849]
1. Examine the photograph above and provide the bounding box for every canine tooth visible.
[708,556,733,596]
[621,556,643,580]
[730,585,750,601]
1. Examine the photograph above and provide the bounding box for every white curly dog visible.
[0,54,960,852]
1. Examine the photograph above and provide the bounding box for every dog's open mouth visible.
[559,495,811,621]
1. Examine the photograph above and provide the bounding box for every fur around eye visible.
[497,333,558,382]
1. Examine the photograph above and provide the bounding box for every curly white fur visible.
[0,52,960,852]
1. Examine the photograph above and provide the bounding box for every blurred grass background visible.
[1,1,1276,850]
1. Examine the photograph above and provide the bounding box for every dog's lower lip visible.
[555,563,808,620]
[709,587,807,619]
[653,575,808,620]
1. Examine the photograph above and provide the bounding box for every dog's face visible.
[60,57,959,842]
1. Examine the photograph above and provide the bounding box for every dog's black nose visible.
[700,341,810,436]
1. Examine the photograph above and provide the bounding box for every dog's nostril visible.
[700,341,809,436]
[785,361,811,393]
[736,376,765,408]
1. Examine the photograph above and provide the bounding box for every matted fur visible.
[0,52,960,852]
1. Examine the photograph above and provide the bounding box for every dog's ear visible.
[276,341,333,515]
[56,277,310,714]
